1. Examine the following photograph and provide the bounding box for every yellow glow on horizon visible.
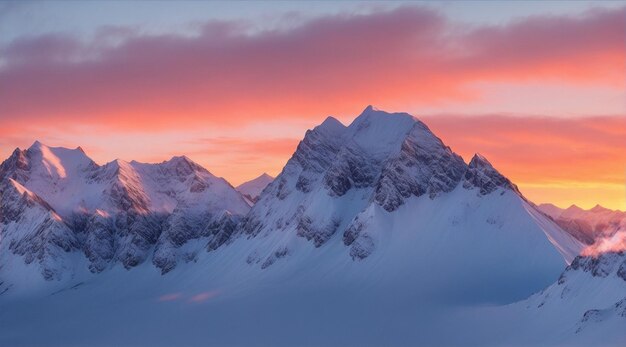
[518,181,626,211]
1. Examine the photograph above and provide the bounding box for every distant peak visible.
[240,173,274,185]
[26,141,91,157]
[259,173,274,180]
[362,105,377,113]
[590,204,610,213]
[468,153,493,168]
[11,147,24,156]
[353,105,418,126]
[315,116,346,135]
[168,155,192,163]
[566,204,583,212]
[358,105,382,117]
[111,158,132,168]
[29,140,45,150]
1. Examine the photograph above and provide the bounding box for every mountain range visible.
[0,106,623,346]
[538,203,626,245]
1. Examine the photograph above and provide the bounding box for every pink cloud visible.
[189,290,220,303]
[0,6,623,131]
[581,231,626,257]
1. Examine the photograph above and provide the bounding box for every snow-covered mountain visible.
[514,250,626,345]
[538,203,626,245]
[3,106,617,346]
[236,173,274,204]
[0,142,250,284]
[236,106,582,300]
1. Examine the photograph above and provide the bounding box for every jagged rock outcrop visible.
[463,154,517,195]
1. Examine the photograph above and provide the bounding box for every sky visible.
[0,1,625,210]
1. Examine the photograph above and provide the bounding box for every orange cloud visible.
[0,6,623,132]
[423,114,626,210]
[1,6,624,209]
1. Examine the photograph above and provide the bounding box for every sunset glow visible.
[1,2,624,210]
[3,3,626,345]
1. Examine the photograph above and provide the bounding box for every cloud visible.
[0,5,623,131]
[581,231,626,257]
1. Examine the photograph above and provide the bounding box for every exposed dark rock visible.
[463,154,517,195]
[261,247,289,269]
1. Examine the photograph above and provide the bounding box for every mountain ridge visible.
[4,105,624,347]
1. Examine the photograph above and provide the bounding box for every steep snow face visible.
[0,179,79,284]
[0,143,250,280]
[538,203,626,245]
[518,251,626,344]
[236,173,274,204]
[238,106,582,301]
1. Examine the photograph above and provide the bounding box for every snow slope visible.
[503,251,626,346]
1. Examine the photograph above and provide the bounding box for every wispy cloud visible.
[581,231,626,257]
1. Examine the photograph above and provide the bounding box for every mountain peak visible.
[315,116,346,137]
[162,155,209,176]
[469,153,492,167]
[166,155,194,165]
[590,204,611,213]
[348,107,422,159]
[463,153,516,195]
[250,172,274,181]
[237,173,274,204]
[28,140,45,151]
[566,204,584,212]
[361,105,377,113]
